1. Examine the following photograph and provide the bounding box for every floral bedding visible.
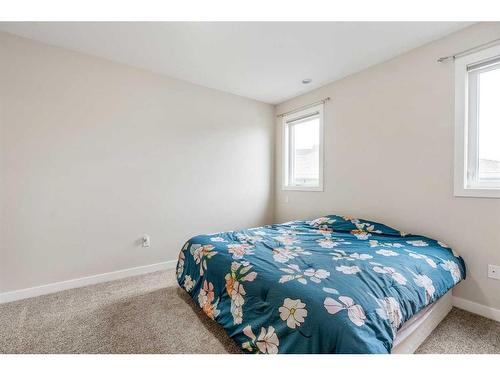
[176,215,466,354]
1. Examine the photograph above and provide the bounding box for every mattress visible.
[176,214,465,354]
[392,290,452,353]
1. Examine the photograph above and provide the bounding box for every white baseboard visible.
[452,296,500,323]
[0,260,177,304]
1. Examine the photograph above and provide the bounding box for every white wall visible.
[275,22,500,310]
[0,32,275,293]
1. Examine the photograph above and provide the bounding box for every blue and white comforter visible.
[176,215,466,353]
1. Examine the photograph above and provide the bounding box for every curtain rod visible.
[276,97,330,118]
[437,38,500,63]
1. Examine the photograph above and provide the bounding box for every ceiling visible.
[0,22,472,104]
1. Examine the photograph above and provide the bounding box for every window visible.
[282,104,324,191]
[454,45,500,198]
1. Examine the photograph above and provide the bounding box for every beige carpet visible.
[1,269,499,354]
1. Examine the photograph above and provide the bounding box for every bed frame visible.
[391,291,452,354]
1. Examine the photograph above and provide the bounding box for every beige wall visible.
[2,23,500,311]
[275,22,500,310]
[0,32,275,293]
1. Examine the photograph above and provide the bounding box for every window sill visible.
[454,187,500,199]
[282,185,324,192]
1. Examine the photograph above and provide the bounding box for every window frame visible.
[454,44,500,198]
[282,103,324,192]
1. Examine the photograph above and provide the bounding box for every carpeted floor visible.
[1,269,499,354]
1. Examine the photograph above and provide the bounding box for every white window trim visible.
[282,104,324,192]
[454,44,500,198]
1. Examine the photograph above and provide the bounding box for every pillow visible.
[307,215,404,237]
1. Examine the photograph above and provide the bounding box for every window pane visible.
[291,116,320,186]
[478,66,500,180]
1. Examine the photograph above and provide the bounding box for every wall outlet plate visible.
[488,264,500,280]
[142,235,151,248]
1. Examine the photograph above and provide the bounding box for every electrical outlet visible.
[488,264,500,280]
[142,235,151,248]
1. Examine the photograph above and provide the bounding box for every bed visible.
[176,215,466,354]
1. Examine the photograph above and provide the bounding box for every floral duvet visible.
[176,215,466,354]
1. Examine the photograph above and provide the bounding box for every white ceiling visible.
[0,22,472,104]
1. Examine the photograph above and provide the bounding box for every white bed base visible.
[391,291,452,354]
